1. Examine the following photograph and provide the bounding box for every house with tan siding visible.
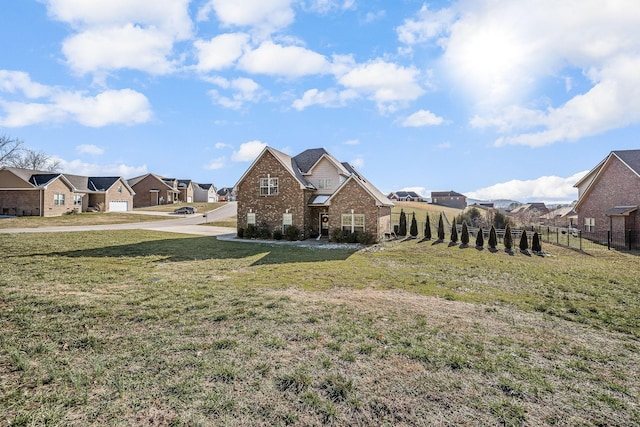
[574,150,640,243]
[235,147,393,241]
[0,167,134,216]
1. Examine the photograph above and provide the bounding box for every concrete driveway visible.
[0,202,237,237]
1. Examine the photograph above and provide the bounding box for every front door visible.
[320,213,329,236]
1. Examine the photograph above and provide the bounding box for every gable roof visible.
[234,146,315,190]
[327,174,394,207]
[293,148,351,177]
[431,190,466,198]
[1,167,131,193]
[389,191,422,199]
[574,149,640,210]
[128,173,179,192]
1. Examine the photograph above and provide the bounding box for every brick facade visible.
[576,156,640,233]
[129,175,179,208]
[236,147,393,242]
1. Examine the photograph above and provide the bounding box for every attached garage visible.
[109,200,129,212]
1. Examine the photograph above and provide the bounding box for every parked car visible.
[174,206,197,214]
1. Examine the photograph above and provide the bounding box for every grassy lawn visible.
[392,201,463,222]
[0,212,173,229]
[204,215,237,229]
[1,232,638,426]
[135,202,227,213]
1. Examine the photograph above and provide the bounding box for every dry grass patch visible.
[1,231,638,425]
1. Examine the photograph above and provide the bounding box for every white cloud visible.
[56,157,147,177]
[232,140,268,162]
[238,41,330,77]
[215,142,233,149]
[292,88,358,110]
[343,139,359,145]
[399,186,427,197]
[465,171,589,202]
[197,0,294,35]
[208,77,263,109]
[45,0,192,75]
[194,33,250,72]
[76,144,104,155]
[337,60,425,113]
[350,157,364,168]
[399,0,640,147]
[401,109,445,127]
[205,157,226,170]
[307,0,356,13]
[0,72,152,127]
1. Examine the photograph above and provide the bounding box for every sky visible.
[1,0,639,204]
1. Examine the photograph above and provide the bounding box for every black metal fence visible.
[390,213,639,253]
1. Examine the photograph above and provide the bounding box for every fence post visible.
[628,229,632,251]
[579,231,582,251]
[607,230,611,250]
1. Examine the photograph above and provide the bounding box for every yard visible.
[1,231,638,425]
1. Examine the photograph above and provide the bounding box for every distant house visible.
[431,191,467,209]
[177,179,195,203]
[217,187,236,202]
[0,167,134,216]
[387,191,424,202]
[194,183,218,203]
[539,206,577,227]
[574,150,640,241]
[235,146,393,241]
[509,203,549,215]
[128,173,180,207]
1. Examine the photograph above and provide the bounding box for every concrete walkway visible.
[0,202,238,237]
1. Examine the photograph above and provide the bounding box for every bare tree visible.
[9,149,61,172]
[0,135,24,166]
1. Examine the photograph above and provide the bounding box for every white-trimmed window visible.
[54,193,65,206]
[283,213,293,231]
[73,195,82,206]
[318,178,332,189]
[341,213,364,233]
[584,217,595,232]
[260,177,278,196]
[247,212,256,225]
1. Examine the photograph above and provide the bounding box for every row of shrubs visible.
[238,223,302,241]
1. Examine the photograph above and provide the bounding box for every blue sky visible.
[2,1,639,203]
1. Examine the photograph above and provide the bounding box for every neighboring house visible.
[128,173,180,207]
[387,191,424,202]
[509,203,549,215]
[217,187,236,202]
[194,183,218,203]
[431,191,467,209]
[235,146,394,241]
[574,149,640,239]
[539,206,577,227]
[177,179,195,203]
[0,166,134,217]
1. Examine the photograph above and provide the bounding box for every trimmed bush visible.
[284,225,300,241]
[519,230,529,251]
[532,231,542,252]
[461,222,469,246]
[398,209,407,236]
[504,224,513,250]
[476,227,484,248]
[409,212,418,238]
[450,219,458,243]
[258,222,272,239]
[330,228,344,243]
[245,224,258,239]
[237,227,245,239]
[273,229,283,240]
[488,225,498,249]
[424,213,432,239]
[437,213,445,241]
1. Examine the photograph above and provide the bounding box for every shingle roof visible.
[613,150,640,176]
[2,167,128,193]
[431,190,466,197]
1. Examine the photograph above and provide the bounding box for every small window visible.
[341,213,364,233]
[260,177,278,196]
[118,185,123,193]
[584,217,595,232]
[73,195,82,206]
[318,178,332,189]
[247,212,256,225]
[54,193,65,206]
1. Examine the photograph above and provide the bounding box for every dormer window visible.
[260,176,278,196]
[318,178,332,189]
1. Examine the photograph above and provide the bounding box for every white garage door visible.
[109,201,129,212]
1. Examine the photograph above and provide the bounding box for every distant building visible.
[387,190,424,202]
[509,203,549,215]
[539,206,577,227]
[431,191,467,209]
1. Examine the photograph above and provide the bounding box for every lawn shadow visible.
[520,249,532,257]
[34,235,358,265]
[475,246,484,251]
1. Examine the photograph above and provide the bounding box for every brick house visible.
[431,191,467,209]
[574,150,640,240]
[128,173,181,208]
[217,187,236,202]
[0,167,134,216]
[177,179,195,203]
[387,190,424,202]
[194,183,218,203]
[235,147,394,241]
